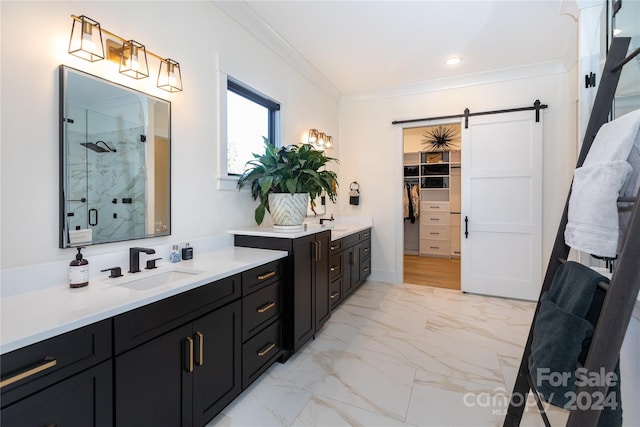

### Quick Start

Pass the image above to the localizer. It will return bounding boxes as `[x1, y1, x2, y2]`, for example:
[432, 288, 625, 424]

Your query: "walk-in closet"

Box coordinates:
[403, 123, 461, 289]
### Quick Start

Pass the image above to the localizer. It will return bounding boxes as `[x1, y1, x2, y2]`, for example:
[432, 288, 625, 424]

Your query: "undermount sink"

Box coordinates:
[116, 267, 205, 291]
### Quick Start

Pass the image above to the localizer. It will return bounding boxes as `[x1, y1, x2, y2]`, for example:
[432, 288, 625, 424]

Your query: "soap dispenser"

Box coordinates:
[69, 247, 89, 288]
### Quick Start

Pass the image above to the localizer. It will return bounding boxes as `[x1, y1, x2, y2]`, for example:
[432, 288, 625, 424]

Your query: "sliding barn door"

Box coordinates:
[460, 111, 543, 300]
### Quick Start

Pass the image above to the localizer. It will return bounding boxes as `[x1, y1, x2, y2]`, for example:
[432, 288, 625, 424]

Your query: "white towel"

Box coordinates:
[565, 109, 640, 258]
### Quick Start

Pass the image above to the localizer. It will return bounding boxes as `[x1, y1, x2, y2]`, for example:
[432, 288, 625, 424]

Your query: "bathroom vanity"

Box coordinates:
[1, 221, 372, 426]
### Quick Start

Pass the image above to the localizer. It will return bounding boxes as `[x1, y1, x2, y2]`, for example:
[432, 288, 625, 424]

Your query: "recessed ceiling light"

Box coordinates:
[446, 57, 461, 66]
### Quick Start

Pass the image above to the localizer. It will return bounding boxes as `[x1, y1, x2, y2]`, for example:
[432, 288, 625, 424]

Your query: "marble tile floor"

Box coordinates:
[207, 281, 570, 427]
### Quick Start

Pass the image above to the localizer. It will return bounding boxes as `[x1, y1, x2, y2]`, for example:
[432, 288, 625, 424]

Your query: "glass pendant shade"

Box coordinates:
[325, 135, 333, 149]
[317, 132, 326, 148]
[157, 58, 183, 92]
[68, 16, 104, 62]
[308, 129, 319, 144]
[119, 40, 149, 79]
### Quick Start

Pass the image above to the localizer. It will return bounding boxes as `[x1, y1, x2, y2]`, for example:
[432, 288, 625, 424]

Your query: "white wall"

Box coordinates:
[0, 1, 340, 269]
[339, 70, 577, 285]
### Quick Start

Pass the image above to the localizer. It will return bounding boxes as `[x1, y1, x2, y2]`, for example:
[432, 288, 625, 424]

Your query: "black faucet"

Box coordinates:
[320, 214, 335, 225]
[129, 247, 156, 273]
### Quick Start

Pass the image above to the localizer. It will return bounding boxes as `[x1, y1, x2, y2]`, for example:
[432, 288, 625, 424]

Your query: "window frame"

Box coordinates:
[226, 78, 280, 177]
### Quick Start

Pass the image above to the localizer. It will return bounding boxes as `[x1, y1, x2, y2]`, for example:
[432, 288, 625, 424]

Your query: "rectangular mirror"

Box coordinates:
[59, 65, 171, 248]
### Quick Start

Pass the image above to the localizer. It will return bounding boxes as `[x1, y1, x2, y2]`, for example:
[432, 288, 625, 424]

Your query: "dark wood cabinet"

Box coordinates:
[235, 230, 331, 356]
[329, 228, 372, 308]
[0, 319, 113, 427]
[115, 300, 241, 427]
[1, 360, 112, 427]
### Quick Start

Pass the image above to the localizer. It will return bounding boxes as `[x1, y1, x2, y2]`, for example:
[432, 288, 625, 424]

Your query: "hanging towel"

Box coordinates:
[565, 109, 640, 257]
[403, 184, 410, 219]
[528, 261, 621, 427]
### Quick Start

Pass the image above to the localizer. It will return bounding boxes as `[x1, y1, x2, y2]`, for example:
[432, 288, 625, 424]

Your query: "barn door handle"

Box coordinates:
[464, 216, 469, 238]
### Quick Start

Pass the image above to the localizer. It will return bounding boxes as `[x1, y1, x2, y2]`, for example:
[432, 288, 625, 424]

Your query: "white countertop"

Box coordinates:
[1, 245, 287, 355]
[228, 216, 373, 241]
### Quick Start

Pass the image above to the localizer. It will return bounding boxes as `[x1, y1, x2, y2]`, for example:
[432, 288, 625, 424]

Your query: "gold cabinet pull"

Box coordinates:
[184, 337, 194, 373]
[0, 357, 57, 389]
[330, 265, 340, 272]
[257, 301, 276, 313]
[330, 291, 339, 300]
[363, 247, 369, 253]
[330, 243, 341, 251]
[363, 267, 370, 272]
[257, 271, 276, 281]
[194, 332, 204, 367]
[257, 342, 276, 357]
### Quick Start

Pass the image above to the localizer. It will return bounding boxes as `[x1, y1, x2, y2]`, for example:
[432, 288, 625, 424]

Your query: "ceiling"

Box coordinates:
[217, 0, 578, 98]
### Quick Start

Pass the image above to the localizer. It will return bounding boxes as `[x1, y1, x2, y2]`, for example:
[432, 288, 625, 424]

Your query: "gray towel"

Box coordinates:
[529, 261, 621, 426]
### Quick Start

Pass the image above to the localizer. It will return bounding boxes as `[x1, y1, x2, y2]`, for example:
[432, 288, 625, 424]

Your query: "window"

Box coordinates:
[226, 79, 280, 176]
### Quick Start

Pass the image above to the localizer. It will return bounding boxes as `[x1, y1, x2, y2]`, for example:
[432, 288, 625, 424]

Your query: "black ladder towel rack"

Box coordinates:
[504, 36, 640, 427]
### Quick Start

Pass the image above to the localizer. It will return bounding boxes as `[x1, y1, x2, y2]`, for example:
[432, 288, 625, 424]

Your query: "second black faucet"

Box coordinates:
[129, 247, 156, 273]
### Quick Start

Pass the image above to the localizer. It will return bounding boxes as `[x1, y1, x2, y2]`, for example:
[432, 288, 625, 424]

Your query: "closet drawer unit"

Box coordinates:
[420, 225, 450, 241]
[330, 253, 343, 281]
[420, 240, 451, 256]
[421, 212, 450, 227]
[242, 259, 283, 295]
[421, 201, 450, 213]
[242, 280, 282, 341]
[242, 320, 282, 388]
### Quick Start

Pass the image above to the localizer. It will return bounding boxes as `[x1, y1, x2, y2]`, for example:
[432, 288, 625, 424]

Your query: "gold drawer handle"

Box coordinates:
[363, 248, 369, 252]
[195, 332, 204, 367]
[257, 301, 276, 313]
[330, 244, 340, 250]
[363, 267, 370, 272]
[257, 342, 276, 357]
[330, 265, 340, 272]
[330, 291, 339, 299]
[184, 337, 194, 373]
[257, 271, 276, 281]
[0, 357, 57, 389]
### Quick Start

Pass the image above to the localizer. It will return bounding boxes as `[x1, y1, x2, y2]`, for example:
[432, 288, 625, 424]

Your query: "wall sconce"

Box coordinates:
[307, 129, 335, 150]
[68, 15, 183, 92]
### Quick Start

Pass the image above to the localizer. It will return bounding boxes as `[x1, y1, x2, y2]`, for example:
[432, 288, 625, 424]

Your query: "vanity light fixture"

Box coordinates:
[307, 129, 334, 150]
[68, 15, 104, 62]
[68, 15, 183, 92]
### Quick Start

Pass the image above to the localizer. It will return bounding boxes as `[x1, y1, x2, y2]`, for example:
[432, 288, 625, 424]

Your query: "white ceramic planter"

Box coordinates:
[268, 193, 309, 228]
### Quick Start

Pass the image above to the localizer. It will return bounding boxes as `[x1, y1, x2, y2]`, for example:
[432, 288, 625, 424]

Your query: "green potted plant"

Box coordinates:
[237, 138, 339, 227]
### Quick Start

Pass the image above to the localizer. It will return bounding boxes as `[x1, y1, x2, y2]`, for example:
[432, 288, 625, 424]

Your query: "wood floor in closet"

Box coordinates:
[403, 255, 460, 290]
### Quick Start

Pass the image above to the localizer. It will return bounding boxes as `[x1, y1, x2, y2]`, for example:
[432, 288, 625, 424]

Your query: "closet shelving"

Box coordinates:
[404, 150, 461, 257]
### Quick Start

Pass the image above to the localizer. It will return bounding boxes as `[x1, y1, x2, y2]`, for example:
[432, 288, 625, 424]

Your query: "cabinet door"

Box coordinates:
[192, 301, 242, 427]
[315, 231, 331, 331]
[342, 246, 356, 297]
[115, 323, 193, 427]
[2, 360, 112, 427]
[292, 234, 315, 352]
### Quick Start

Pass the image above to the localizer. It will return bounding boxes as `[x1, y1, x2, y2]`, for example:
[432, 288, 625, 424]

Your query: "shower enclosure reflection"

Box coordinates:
[60, 66, 171, 248]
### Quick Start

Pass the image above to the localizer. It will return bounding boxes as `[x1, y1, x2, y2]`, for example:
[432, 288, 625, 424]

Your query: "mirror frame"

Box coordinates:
[59, 65, 172, 248]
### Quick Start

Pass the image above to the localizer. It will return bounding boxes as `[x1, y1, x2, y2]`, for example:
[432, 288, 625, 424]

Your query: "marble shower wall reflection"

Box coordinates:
[66, 105, 146, 244]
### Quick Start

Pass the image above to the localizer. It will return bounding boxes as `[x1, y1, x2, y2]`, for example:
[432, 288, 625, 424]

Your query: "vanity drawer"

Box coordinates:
[1, 319, 112, 407]
[242, 319, 282, 389]
[114, 274, 241, 354]
[329, 239, 343, 254]
[242, 281, 281, 341]
[330, 253, 343, 281]
[342, 232, 361, 248]
[421, 212, 450, 226]
[359, 239, 371, 260]
[421, 201, 450, 212]
[360, 258, 371, 281]
[330, 278, 342, 309]
[242, 259, 283, 295]
[420, 225, 450, 241]
[360, 228, 372, 240]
